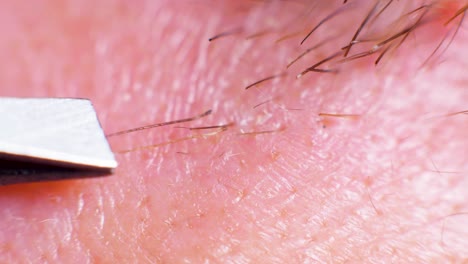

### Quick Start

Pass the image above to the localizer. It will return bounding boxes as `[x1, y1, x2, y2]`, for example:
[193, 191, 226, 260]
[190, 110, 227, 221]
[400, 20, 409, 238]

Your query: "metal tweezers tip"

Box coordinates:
[0, 97, 117, 185]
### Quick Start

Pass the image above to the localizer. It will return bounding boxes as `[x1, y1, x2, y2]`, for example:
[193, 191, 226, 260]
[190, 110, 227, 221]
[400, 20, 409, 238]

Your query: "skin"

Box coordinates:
[0, 0, 467, 263]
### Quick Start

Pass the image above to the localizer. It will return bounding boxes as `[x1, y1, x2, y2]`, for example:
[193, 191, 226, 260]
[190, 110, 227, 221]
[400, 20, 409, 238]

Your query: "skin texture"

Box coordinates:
[0, 0, 467, 263]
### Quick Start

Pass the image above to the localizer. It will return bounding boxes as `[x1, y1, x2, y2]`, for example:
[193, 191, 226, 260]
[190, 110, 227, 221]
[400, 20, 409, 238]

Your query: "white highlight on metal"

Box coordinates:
[0, 97, 117, 170]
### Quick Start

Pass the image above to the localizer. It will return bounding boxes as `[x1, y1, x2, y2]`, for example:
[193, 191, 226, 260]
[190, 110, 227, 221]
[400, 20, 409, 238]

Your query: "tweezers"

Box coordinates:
[0, 98, 117, 186]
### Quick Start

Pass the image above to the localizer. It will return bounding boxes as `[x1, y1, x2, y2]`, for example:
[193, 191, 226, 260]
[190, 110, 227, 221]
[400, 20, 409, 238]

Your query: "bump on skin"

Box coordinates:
[0, 0, 467, 262]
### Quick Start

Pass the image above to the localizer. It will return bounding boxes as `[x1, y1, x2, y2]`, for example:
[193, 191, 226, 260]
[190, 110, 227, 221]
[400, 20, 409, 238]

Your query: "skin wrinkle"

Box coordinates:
[0, 0, 466, 262]
[186, 2, 464, 260]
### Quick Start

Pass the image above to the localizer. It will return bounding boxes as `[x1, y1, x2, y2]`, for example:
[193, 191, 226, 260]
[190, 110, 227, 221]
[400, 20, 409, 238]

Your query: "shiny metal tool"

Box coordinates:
[0, 98, 117, 185]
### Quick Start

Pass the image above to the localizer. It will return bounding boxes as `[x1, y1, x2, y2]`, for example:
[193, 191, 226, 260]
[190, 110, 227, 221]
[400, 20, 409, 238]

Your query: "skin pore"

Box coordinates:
[0, 0, 467, 262]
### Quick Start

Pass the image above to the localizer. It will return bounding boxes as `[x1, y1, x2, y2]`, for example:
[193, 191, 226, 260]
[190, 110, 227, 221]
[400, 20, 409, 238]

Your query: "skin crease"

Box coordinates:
[0, 0, 467, 262]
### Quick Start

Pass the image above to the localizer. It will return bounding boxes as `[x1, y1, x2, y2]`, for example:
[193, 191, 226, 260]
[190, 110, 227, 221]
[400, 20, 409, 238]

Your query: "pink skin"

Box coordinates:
[0, 0, 467, 262]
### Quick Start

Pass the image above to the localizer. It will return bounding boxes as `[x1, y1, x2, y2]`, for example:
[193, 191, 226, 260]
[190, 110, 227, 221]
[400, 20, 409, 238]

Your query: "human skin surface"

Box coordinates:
[0, 0, 467, 263]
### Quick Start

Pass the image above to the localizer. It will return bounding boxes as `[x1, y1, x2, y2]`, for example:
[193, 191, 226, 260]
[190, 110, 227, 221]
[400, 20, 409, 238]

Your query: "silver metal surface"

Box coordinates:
[0, 98, 117, 185]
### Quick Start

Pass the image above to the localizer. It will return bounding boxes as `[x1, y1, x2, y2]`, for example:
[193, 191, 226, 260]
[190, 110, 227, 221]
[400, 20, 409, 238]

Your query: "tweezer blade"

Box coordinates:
[0, 98, 117, 185]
